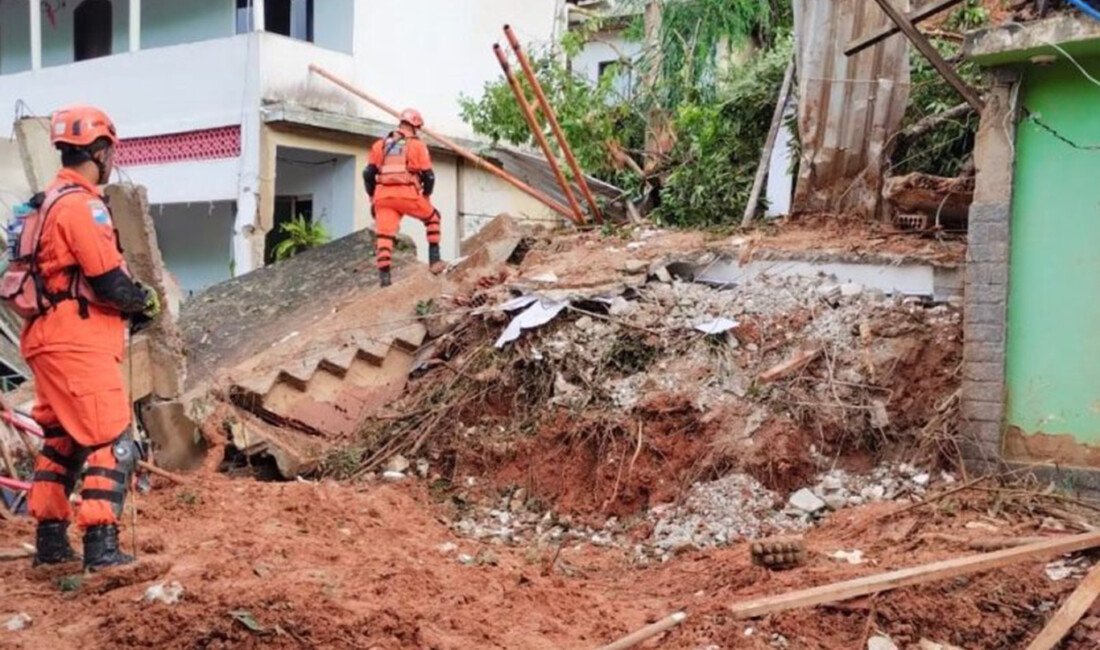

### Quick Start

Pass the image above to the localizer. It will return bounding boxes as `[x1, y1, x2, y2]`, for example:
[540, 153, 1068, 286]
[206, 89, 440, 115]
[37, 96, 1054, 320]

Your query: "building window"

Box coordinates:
[236, 0, 314, 41]
[236, 0, 254, 33]
[74, 0, 113, 62]
[268, 0, 314, 42]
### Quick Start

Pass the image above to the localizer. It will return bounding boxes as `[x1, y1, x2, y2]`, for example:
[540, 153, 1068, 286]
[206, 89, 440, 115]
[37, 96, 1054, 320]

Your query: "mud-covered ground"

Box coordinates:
[1, 469, 1095, 650]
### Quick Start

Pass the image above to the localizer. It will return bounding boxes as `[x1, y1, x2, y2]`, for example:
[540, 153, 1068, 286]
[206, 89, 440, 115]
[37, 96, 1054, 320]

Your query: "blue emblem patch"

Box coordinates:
[89, 201, 111, 226]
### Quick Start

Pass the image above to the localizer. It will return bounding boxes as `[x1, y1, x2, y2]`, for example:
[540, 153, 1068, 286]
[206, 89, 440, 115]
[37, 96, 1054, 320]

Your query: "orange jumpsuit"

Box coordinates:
[24, 168, 132, 529]
[368, 129, 442, 270]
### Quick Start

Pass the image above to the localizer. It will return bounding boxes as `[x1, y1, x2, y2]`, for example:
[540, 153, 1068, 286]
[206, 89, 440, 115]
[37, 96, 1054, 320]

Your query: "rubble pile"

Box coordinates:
[644, 472, 805, 560]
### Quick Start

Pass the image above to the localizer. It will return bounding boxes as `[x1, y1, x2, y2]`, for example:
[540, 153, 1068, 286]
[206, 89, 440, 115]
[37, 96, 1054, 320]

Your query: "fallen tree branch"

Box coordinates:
[898, 103, 975, 142]
[730, 532, 1100, 619]
[875, 475, 992, 521]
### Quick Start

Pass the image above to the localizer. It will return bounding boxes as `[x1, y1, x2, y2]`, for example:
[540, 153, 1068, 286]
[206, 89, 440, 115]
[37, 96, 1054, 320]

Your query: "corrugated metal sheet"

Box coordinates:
[792, 0, 911, 218]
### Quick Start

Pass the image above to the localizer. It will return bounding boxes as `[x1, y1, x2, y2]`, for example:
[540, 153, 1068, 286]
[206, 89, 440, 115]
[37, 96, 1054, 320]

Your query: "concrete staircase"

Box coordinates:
[230, 321, 428, 438]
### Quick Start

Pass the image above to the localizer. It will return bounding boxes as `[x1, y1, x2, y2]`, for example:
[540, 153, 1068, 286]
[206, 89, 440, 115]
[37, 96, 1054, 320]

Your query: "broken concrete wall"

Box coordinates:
[792, 0, 911, 219]
[104, 184, 188, 399]
[14, 118, 60, 195]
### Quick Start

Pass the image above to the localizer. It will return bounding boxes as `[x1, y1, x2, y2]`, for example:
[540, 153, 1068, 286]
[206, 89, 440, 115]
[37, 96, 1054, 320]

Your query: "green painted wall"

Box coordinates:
[1006, 55, 1100, 442]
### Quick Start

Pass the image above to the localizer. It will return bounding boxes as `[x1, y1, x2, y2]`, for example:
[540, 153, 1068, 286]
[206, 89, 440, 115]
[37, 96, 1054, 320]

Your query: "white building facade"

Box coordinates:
[0, 0, 569, 295]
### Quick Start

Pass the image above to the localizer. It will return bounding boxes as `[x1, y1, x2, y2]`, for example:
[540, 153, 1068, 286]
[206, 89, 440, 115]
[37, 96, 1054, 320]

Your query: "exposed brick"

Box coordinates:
[963, 342, 1004, 363]
[961, 399, 1004, 422]
[964, 361, 1006, 382]
[963, 378, 1005, 403]
[965, 303, 1005, 325]
[967, 324, 1005, 344]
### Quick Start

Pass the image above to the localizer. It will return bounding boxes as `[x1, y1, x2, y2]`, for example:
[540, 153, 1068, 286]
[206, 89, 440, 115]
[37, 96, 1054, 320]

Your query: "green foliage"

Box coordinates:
[459, 0, 796, 227]
[892, 5, 989, 177]
[459, 50, 643, 187]
[272, 215, 329, 262]
[625, 0, 790, 107]
[655, 39, 793, 227]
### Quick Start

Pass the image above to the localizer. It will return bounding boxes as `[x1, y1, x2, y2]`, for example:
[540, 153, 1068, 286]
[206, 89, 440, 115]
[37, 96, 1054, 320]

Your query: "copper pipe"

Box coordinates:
[504, 25, 604, 223]
[493, 44, 585, 225]
[308, 65, 578, 223]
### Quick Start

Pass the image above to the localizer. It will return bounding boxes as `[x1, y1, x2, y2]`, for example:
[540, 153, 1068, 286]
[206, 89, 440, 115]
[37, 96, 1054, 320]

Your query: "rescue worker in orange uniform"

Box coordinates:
[362, 109, 446, 287]
[24, 106, 160, 571]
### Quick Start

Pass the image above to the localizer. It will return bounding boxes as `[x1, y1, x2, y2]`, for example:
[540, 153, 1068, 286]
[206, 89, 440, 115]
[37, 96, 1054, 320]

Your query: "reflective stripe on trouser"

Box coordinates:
[28, 426, 83, 522]
[372, 195, 442, 270]
[78, 444, 127, 528]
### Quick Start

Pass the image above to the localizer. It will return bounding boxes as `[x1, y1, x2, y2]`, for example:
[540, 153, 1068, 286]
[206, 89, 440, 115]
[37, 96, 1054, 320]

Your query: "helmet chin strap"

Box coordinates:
[92, 149, 112, 185]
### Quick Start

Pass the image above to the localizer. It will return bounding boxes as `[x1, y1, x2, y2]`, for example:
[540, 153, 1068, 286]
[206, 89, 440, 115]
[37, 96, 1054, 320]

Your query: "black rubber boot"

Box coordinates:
[33, 520, 81, 567]
[379, 268, 392, 288]
[83, 524, 133, 572]
[429, 243, 442, 267]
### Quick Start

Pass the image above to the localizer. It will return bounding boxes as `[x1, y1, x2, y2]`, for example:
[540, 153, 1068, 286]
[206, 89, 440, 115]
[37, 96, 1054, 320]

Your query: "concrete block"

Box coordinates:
[966, 324, 1005, 344]
[967, 202, 1010, 226]
[961, 399, 1004, 423]
[963, 341, 1005, 363]
[960, 438, 1002, 463]
[965, 303, 1005, 325]
[965, 283, 1008, 305]
[966, 262, 1008, 287]
[962, 378, 1005, 403]
[968, 220, 1009, 246]
[967, 241, 1009, 263]
[963, 361, 1006, 383]
[964, 420, 1005, 445]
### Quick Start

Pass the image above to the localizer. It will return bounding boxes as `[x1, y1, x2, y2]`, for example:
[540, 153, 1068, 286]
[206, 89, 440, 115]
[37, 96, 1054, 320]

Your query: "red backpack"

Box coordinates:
[0, 184, 109, 321]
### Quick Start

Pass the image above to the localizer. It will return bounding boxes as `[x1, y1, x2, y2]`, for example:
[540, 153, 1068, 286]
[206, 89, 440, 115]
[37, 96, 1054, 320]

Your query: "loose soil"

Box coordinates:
[0, 472, 1084, 649]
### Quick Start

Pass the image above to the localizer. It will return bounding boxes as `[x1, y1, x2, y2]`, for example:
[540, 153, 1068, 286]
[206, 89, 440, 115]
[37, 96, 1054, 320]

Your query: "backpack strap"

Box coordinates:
[28, 183, 87, 316]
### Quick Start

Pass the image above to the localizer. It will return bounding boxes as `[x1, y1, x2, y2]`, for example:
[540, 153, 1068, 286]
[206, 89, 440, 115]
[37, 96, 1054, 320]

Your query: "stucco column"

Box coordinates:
[252, 0, 265, 32]
[129, 0, 141, 52]
[29, 0, 42, 71]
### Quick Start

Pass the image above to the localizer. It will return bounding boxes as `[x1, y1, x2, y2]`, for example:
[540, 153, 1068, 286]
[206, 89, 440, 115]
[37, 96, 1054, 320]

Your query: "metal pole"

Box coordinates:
[493, 44, 585, 226]
[29, 0, 42, 71]
[503, 25, 604, 223]
[308, 65, 578, 223]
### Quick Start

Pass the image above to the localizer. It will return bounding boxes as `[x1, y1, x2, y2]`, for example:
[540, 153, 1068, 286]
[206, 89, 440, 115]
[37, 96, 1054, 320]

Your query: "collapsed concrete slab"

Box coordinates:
[183, 215, 527, 477]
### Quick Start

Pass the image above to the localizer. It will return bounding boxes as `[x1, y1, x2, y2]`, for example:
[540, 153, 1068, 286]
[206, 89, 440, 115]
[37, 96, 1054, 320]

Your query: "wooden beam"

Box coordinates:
[595, 612, 687, 650]
[870, 0, 985, 112]
[1025, 561, 1100, 650]
[845, 0, 966, 57]
[730, 532, 1100, 619]
[742, 57, 795, 227]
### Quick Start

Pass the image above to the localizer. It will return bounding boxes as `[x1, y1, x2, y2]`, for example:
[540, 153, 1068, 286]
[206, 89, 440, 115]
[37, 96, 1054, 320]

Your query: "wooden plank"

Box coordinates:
[759, 348, 822, 383]
[742, 58, 796, 227]
[595, 612, 687, 650]
[869, 0, 985, 111]
[1025, 561, 1100, 650]
[845, 0, 966, 56]
[730, 531, 1100, 619]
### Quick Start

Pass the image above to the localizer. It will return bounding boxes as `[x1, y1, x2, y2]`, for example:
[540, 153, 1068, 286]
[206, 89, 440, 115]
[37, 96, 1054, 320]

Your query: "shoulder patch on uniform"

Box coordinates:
[88, 200, 112, 226]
